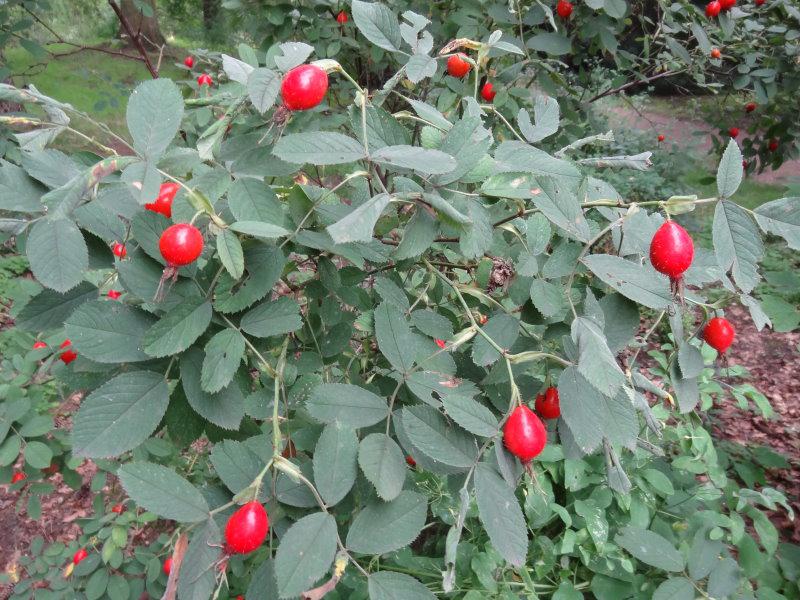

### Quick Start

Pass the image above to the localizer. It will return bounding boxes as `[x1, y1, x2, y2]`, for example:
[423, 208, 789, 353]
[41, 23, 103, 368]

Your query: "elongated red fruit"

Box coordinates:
[163, 556, 172, 575]
[33, 341, 47, 350]
[503, 405, 547, 462]
[535, 387, 561, 419]
[146, 182, 180, 218]
[336, 10, 348, 23]
[649, 221, 694, 280]
[73, 548, 88, 565]
[184, 56, 194, 68]
[159, 224, 204, 267]
[281, 64, 329, 111]
[706, 0, 721, 17]
[704, 317, 735, 353]
[446, 53, 470, 78]
[225, 501, 269, 554]
[11, 472, 26, 483]
[481, 82, 496, 102]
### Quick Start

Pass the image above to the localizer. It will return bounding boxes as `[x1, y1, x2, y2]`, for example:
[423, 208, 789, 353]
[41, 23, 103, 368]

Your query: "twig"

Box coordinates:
[107, 0, 158, 78]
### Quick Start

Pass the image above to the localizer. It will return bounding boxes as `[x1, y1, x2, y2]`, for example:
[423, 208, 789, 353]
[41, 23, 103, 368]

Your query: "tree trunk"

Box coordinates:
[202, 0, 220, 31]
[118, 0, 164, 47]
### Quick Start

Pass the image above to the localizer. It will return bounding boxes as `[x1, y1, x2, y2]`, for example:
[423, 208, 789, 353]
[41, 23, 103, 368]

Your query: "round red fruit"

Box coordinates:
[535, 387, 561, 420]
[112, 242, 127, 259]
[658, 134, 665, 142]
[336, 10, 348, 23]
[111, 503, 125, 514]
[729, 127, 739, 138]
[184, 56, 194, 68]
[60, 339, 77, 365]
[480, 82, 497, 102]
[163, 556, 173, 575]
[704, 317, 735, 353]
[73, 548, 88, 565]
[33, 341, 47, 350]
[768, 139, 779, 152]
[556, 0, 573, 19]
[225, 501, 269, 554]
[107, 289, 121, 300]
[710, 48, 721, 59]
[706, 0, 721, 17]
[197, 73, 213, 87]
[477, 313, 488, 325]
[281, 64, 329, 111]
[720, 0, 735, 9]
[405, 455, 416, 467]
[742, 159, 748, 168]
[159, 223, 204, 267]
[503, 405, 547, 462]
[11, 472, 26, 483]
[649, 221, 694, 280]
[145, 182, 180, 218]
[435, 339, 446, 349]
[446, 53, 471, 78]
[745, 102, 757, 113]
[755, 0, 764, 5]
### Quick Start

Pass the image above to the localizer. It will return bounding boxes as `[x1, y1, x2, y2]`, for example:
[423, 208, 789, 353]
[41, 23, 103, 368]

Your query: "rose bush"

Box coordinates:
[1, 1, 799, 599]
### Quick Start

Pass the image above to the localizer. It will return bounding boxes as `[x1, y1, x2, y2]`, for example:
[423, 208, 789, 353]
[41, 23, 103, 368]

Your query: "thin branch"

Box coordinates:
[107, 0, 158, 78]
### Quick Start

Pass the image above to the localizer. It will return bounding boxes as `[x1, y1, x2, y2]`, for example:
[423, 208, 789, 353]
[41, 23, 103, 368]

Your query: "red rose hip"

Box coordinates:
[745, 102, 756, 113]
[197, 73, 213, 87]
[706, 0, 721, 16]
[729, 127, 739, 138]
[704, 317, 735, 353]
[710, 48, 721, 59]
[556, 0, 573, 19]
[146, 182, 180, 218]
[60, 339, 77, 365]
[184, 56, 194, 68]
[11, 472, 26, 483]
[33, 341, 47, 350]
[481, 82, 496, 102]
[649, 221, 694, 281]
[446, 53, 471, 78]
[281, 64, 329, 111]
[336, 10, 348, 23]
[159, 224, 204, 267]
[535, 387, 561, 420]
[163, 556, 173, 575]
[658, 134, 665, 142]
[225, 501, 269, 554]
[503, 405, 547, 462]
[720, 0, 735, 9]
[768, 139, 779, 152]
[435, 339, 446, 349]
[112, 242, 127, 259]
[73, 548, 88, 565]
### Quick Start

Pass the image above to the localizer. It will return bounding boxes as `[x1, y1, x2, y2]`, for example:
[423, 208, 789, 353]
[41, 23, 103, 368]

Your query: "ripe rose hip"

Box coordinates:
[107, 289, 121, 300]
[704, 317, 735, 353]
[225, 501, 269, 554]
[159, 224, 204, 267]
[720, 0, 735, 9]
[729, 127, 740, 138]
[446, 53, 471, 78]
[477, 313, 488, 325]
[706, 0, 721, 17]
[33, 341, 47, 350]
[535, 386, 561, 420]
[405, 455, 416, 467]
[11, 472, 26, 483]
[481, 82, 496, 102]
[768, 139, 779, 152]
[281, 64, 329, 111]
[435, 339, 446, 349]
[197, 73, 213, 87]
[710, 48, 721, 59]
[112, 242, 127, 259]
[649, 221, 694, 281]
[184, 56, 194, 68]
[745, 102, 757, 113]
[556, 0, 573, 19]
[503, 405, 547, 462]
[658, 134, 665, 142]
[73, 548, 88, 565]
[111, 503, 124, 514]
[336, 10, 348, 23]
[163, 556, 173, 575]
[755, 0, 764, 5]
[59, 339, 77, 365]
[145, 182, 180, 218]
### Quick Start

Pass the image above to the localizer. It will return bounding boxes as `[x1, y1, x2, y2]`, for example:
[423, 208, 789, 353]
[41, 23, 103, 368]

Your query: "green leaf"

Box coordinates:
[409, 309, 453, 339]
[240, 297, 302, 338]
[707, 558, 740, 599]
[558, 366, 637, 455]
[24, 440, 52, 469]
[273, 132, 366, 165]
[527, 32, 572, 55]
[374, 302, 417, 373]
[371, 145, 456, 175]
[214, 244, 286, 314]
[572, 317, 625, 396]
[713, 199, 763, 293]
[583, 254, 672, 309]
[327, 193, 392, 244]
[474, 462, 528, 566]
[143, 297, 213, 358]
[229, 220, 290, 239]
[247, 559, 279, 599]
[652, 578, 694, 600]
[201, 329, 245, 393]
[72, 372, 169, 458]
[753, 196, 800, 250]
[358, 433, 406, 501]
[180, 348, 245, 430]
[228, 179, 287, 225]
[177, 519, 219, 600]
[313, 423, 359, 506]
[275, 513, 338, 598]
[26, 217, 87, 293]
[0, 160, 44, 213]
[518, 96, 560, 144]
[65, 300, 156, 363]
[118, 461, 209, 522]
[401, 405, 478, 468]
[677, 343, 704, 379]
[441, 395, 498, 437]
[353, 105, 411, 150]
[307, 383, 387, 428]
[615, 525, 685, 572]
[530, 279, 566, 318]
[352, 0, 403, 52]
[210, 440, 266, 498]
[669, 360, 699, 414]
[16, 282, 96, 332]
[216, 229, 244, 280]
[222, 53, 254, 84]
[472, 314, 519, 367]
[533, 177, 590, 242]
[368, 571, 435, 600]
[495, 141, 580, 181]
[374, 277, 410, 312]
[716, 139, 743, 199]
[346, 491, 427, 554]
[404, 53, 437, 84]
[247, 68, 281, 113]
[126, 79, 183, 161]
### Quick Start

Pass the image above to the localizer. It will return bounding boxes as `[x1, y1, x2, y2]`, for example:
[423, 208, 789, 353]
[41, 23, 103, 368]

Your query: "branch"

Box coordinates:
[586, 69, 684, 104]
[107, 0, 158, 78]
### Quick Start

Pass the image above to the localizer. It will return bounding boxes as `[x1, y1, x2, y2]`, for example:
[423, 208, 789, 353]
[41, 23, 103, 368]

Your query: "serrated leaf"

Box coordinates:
[677, 343, 704, 379]
[495, 141, 580, 181]
[222, 53, 254, 84]
[518, 95, 559, 143]
[327, 193, 392, 244]
[717, 139, 743, 199]
[177, 520, 219, 600]
[27, 217, 87, 293]
[653, 578, 694, 600]
[273, 132, 366, 165]
[275, 513, 338, 598]
[405, 53, 437, 83]
[16, 282, 97, 331]
[240, 297, 302, 338]
[583, 254, 672, 309]
[313, 423, 358, 506]
[126, 79, 183, 161]
[401, 405, 478, 468]
[572, 317, 625, 396]
[358, 433, 406, 501]
[753, 197, 800, 250]
[374, 302, 417, 373]
[474, 462, 528, 566]
[713, 199, 762, 293]
[533, 177, 590, 242]
[307, 383, 387, 428]
[247, 68, 281, 113]
[371, 145, 456, 175]
[65, 300, 156, 363]
[615, 525, 685, 572]
[143, 298, 212, 358]
[530, 279, 566, 318]
[216, 229, 244, 280]
[441, 396, 498, 437]
[472, 314, 519, 366]
[72, 372, 169, 458]
[201, 329, 245, 393]
[368, 571, 435, 600]
[180, 348, 245, 430]
[118, 461, 209, 522]
[210, 440, 266, 498]
[24, 441, 52, 469]
[346, 491, 427, 554]
[229, 220, 290, 239]
[214, 244, 286, 314]
[352, 0, 403, 52]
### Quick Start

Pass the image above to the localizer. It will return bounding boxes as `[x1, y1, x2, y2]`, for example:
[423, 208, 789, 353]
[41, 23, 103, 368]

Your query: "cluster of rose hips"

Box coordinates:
[503, 387, 559, 463]
[445, 54, 497, 103]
